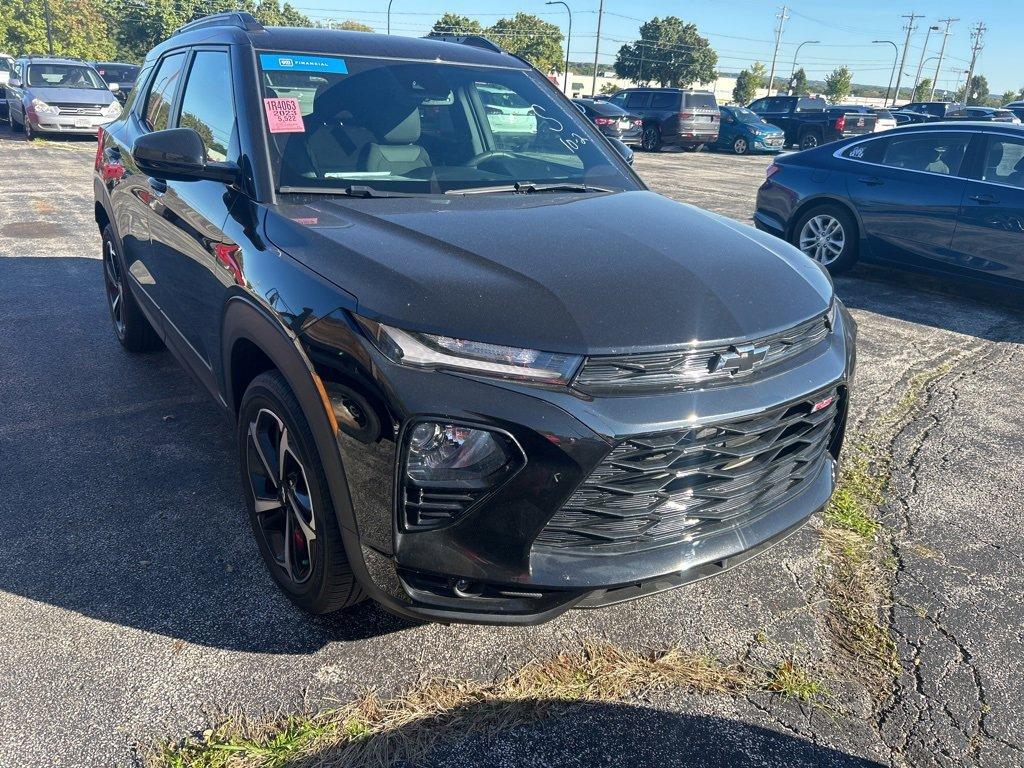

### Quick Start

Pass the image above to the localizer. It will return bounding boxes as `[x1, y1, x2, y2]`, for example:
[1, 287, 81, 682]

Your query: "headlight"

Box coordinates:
[360, 319, 583, 385]
[406, 422, 509, 483]
[102, 101, 121, 118]
[30, 98, 59, 115]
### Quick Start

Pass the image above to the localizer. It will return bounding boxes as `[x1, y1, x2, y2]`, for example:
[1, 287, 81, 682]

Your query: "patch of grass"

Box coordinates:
[150, 641, 830, 768]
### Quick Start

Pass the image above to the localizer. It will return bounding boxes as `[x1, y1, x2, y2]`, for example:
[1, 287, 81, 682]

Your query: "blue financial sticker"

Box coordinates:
[259, 53, 348, 74]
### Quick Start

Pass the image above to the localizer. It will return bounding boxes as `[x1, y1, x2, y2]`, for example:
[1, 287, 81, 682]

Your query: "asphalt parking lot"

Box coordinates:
[2, 132, 1023, 768]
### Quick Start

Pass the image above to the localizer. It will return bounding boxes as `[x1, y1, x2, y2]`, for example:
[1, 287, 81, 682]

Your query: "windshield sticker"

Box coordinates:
[264, 98, 306, 133]
[259, 54, 348, 74]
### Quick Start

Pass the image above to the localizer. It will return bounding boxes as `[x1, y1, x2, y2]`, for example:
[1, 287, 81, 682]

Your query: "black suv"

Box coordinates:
[605, 88, 719, 151]
[94, 13, 855, 625]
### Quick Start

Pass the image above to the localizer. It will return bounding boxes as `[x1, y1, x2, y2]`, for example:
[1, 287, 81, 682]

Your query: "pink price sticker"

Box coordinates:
[263, 98, 305, 133]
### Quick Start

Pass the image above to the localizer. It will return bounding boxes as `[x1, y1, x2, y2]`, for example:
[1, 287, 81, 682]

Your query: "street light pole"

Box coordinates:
[591, 0, 604, 97]
[910, 25, 940, 102]
[872, 40, 899, 107]
[386, 0, 395, 35]
[788, 40, 819, 94]
[930, 18, 957, 101]
[546, 1, 572, 94]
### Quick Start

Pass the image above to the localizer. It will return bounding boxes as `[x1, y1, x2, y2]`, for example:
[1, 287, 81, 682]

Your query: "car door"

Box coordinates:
[624, 91, 652, 124]
[844, 130, 971, 271]
[8, 60, 26, 123]
[146, 46, 240, 395]
[950, 133, 1024, 283]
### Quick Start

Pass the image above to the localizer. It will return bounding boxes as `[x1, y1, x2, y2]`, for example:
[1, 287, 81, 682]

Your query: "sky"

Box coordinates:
[290, 0, 1020, 96]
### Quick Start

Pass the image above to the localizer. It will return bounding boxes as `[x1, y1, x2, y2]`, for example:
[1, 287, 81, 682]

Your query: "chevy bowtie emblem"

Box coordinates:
[709, 343, 770, 375]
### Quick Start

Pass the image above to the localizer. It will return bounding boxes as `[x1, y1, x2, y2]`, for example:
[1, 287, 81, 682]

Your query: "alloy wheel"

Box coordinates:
[247, 408, 317, 585]
[733, 137, 748, 155]
[642, 127, 659, 151]
[798, 214, 845, 266]
[102, 239, 126, 337]
[800, 134, 819, 150]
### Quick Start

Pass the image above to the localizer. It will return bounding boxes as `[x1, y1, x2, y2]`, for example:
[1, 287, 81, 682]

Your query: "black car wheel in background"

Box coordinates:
[792, 204, 859, 273]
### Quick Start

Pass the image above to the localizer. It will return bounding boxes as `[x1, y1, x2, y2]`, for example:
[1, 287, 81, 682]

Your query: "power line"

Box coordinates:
[962, 21, 987, 103]
[766, 5, 789, 96]
[893, 12, 921, 105]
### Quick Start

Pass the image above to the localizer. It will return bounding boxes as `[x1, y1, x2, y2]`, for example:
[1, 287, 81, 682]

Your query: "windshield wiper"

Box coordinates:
[278, 184, 422, 198]
[446, 182, 615, 195]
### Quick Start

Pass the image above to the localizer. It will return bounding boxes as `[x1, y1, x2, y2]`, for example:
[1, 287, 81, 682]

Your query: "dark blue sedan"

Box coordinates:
[755, 123, 1024, 283]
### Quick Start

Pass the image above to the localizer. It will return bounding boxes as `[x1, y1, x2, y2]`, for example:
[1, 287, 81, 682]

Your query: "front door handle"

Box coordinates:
[856, 176, 884, 186]
[968, 193, 999, 205]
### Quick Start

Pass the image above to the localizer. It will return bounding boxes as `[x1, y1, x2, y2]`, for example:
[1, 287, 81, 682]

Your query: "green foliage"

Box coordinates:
[1005, 87, 1024, 103]
[913, 77, 932, 100]
[486, 13, 564, 73]
[333, 20, 373, 32]
[956, 74, 990, 106]
[428, 13, 483, 37]
[732, 62, 765, 106]
[824, 66, 852, 102]
[790, 67, 808, 96]
[599, 81, 620, 96]
[0, 0, 116, 60]
[613, 16, 718, 88]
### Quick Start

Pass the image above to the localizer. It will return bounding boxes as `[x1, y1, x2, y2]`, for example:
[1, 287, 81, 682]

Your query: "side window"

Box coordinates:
[608, 92, 626, 107]
[879, 133, 970, 176]
[144, 52, 186, 132]
[748, 98, 766, 113]
[764, 98, 788, 113]
[125, 65, 153, 115]
[649, 92, 677, 110]
[625, 92, 651, 110]
[842, 138, 886, 163]
[176, 50, 237, 163]
[980, 136, 1024, 189]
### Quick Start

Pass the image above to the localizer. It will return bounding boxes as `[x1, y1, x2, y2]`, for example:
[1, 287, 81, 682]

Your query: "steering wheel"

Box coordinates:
[466, 150, 518, 169]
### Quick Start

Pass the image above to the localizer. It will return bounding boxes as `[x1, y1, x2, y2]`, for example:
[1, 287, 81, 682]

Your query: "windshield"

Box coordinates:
[95, 64, 139, 83]
[731, 107, 763, 124]
[257, 53, 637, 195]
[0, 58, 12, 74]
[27, 63, 105, 89]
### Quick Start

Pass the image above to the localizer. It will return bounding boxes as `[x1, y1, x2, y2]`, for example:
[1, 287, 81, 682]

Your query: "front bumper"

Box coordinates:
[28, 113, 114, 134]
[302, 303, 856, 624]
[752, 135, 785, 152]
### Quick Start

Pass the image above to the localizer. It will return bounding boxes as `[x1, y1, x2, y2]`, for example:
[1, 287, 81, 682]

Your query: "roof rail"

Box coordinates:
[425, 33, 504, 54]
[173, 11, 265, 37]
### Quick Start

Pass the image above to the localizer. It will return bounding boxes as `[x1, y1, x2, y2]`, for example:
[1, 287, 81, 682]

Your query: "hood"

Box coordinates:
[265, 190, 832, 355]
[28, 86, 114, 106]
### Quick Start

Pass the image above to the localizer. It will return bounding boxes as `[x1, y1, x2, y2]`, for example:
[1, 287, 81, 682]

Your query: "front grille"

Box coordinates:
[533, 388, 841, 552]
[402, 484, 487, 530]
[50, 103, 105, 116]
[574, 312, 831, 395]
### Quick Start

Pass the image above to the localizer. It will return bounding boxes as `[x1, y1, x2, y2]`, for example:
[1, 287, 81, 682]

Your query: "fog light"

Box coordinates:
[406, 423, 508, 483]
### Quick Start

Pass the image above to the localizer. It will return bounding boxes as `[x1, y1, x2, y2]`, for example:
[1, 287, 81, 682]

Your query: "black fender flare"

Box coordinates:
[220, 296, 419, 620]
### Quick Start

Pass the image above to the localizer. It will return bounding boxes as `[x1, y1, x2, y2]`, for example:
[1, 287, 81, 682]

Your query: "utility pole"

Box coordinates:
[910, 24, 940, 102]
[766, 5, 789, 97]
[873, 40, 900, 106]
[43, 0, 54, 55]
[545, 2, 572, 94]
[386, 0, 395, 35]
[591, 0, 604, 97]
[893, 12, 921, 106]
[961, 22, 986, 105]
[930, 18, 957, 100]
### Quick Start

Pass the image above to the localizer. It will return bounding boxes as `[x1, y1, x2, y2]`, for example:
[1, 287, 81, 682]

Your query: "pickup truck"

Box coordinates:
[746, 96, 877, 150]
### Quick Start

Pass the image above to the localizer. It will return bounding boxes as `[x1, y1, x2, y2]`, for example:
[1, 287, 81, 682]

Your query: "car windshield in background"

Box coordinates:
[685, 93, 717, 109]
[28, 64, 105, 89]
[732, 107, 763, 123]
[258, 53, 637, 195]
[95, 64, 140, 83]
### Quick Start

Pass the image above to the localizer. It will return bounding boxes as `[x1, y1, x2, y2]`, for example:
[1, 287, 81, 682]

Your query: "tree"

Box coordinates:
[1005, 87, 1024, 103]
[613, 16, 717, 88]
[790, 67, 808, 96]
[732, 61, 766, 105]
[913, 77, 932, 100]
[957, 75, 990, 105]
[428, 13, 483, 37]
[824, 66, 852, 102]
[486, 14, 563, 73]
[1, 0, 116, 60]
[334, 20, 373, 32]
[599, 81, 620, 96]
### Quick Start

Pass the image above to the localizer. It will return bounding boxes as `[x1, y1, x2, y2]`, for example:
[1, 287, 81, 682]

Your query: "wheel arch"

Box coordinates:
[785, 194, 863, 244]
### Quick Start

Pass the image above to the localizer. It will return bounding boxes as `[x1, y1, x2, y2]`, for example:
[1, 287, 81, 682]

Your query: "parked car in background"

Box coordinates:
[713, 105, 784, 154]
[897, 102, 959, 120]
[94, 13, 854, 625]
[951, 106, 1021, 124]
[478, 83, 537, 150]
[872, 108, 897, 132]
[6, 56, 121, 138]
[605, 87, 720, 152]
[755, 123, 1024, 285]
[892, 109, 934, 126]
[573, 98, 642, 146]
[0, 54, 14, 123]
[91, 61, 141, 103]
[1005, 103, 1024, 122]
[747, 96, 876, 150]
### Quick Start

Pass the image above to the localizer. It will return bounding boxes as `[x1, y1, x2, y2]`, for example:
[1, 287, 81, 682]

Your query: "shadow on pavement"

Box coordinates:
[285, 700, 886, 767]
[0, 256, 415, 653]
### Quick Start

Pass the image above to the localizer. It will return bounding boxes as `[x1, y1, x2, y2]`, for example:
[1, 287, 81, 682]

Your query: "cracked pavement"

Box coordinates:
[1, 134, 1023, 767]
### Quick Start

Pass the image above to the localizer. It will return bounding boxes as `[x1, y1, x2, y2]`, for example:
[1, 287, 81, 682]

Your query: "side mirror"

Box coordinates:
[108, 82, 120, 92]
[132, 127, 239, 184]
[608, 137, 634, 166]
[9, 77, 22, 88]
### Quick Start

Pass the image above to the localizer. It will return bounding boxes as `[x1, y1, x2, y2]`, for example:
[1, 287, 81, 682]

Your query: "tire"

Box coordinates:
[683, 143, 705, 153]
[22, 114, 32, 140]
[732, 137, 749, 155]
[239, 370, 365, 615]
[790, 203, 859, 274]
[641, 125, 662, 152]
[101, 224, 163, 352]
[799, 131, 821, 151]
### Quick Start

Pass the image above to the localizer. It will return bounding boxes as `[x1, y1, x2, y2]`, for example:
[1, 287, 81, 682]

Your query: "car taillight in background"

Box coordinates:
[94, 127, 125, 182]
[594, 116, 615, 125]
[834, 114, 846, 132]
